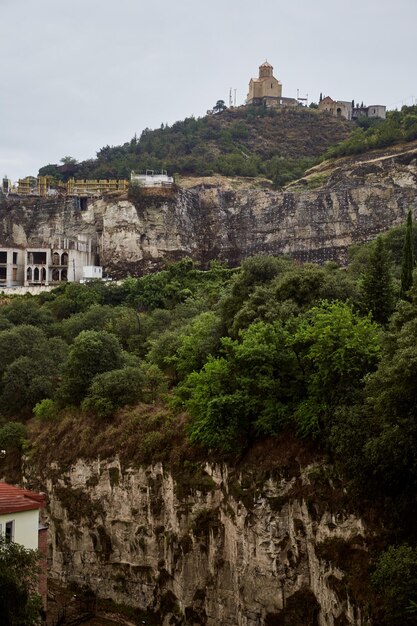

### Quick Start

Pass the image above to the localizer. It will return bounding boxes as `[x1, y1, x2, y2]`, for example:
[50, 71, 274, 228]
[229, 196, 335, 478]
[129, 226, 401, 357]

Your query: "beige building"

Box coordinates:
[318, 96, 352, 120]
[24, 236, 95, 286]
[352, 104, 386, 120]
[247, 61, 283, 107]
[0, 236, 97, 289]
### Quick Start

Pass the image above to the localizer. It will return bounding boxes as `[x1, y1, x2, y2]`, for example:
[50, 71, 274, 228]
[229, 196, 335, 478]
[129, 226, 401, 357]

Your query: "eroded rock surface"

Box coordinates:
[35, 458, 369, 626]
[1, 147, 416, 276]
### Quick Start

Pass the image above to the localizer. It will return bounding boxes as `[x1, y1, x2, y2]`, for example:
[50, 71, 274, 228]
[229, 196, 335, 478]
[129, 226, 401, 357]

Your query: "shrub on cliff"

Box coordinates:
[82, 366, 145, 419]
[58, 330, 124, 405]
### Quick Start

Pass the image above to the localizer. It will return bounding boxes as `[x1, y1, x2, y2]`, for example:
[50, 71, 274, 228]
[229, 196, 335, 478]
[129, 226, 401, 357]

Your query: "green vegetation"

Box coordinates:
[38, 107, 351, 186]
[2, 216, 417, 624]
[325, 105, 417, 159]
[0, 537, 42, 625]
[401, 208, 415, 297]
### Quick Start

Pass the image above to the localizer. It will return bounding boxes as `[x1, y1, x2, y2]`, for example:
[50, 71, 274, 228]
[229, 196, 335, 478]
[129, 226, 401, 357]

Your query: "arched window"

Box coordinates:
[27, 267, 32, 281]
[61, 269, 68, 281]
[52, 252, 60, 266]
[34, 267, 39, 282]
[41, 267, 46, 282]
[61, 252, 68, 266]
[52, 269, 60, 281]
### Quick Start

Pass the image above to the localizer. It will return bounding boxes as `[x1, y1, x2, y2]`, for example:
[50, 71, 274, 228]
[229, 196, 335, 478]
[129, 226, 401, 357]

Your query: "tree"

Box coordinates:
[362, 236, 395, 324]
[371, 544, 417, 625]
[82, 367, 144, 418]
[177, 321, 300, 450]
[60, 156, 78, 165]
[0, 537, 42, 625]
[213, 100, 227, 114]
[401, 209, 414, 298]
[0, 422, 27, 452]
[0, 357, 54, 418]
[58, 330, 124, 405]
[293, 301, 381, 436]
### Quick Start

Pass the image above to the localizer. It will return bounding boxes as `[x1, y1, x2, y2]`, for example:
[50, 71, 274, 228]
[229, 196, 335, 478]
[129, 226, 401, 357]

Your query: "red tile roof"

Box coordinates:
[0, 483, 45, 515]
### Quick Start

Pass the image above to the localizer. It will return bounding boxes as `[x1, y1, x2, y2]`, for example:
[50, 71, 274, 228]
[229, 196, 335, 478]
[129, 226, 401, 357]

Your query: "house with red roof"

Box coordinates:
[0, 482, 48, 607]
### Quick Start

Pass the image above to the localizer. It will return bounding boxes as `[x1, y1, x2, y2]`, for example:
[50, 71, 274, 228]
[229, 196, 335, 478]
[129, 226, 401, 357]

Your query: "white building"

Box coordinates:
[0, 482, 45, 549]
[1, 236, 97, 288]
[130, 169, 174, 187]
[80, 265, 103, 282]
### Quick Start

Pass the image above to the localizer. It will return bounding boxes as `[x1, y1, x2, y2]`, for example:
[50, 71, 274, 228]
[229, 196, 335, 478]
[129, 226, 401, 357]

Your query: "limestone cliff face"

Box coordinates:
[1, 147, 416, 275]
[36, 458, 368, 626]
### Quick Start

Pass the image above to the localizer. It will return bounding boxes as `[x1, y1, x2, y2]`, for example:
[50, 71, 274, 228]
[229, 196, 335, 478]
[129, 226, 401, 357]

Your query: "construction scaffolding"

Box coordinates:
[67, 178, 128, 196]
[17, 176, 48, 196]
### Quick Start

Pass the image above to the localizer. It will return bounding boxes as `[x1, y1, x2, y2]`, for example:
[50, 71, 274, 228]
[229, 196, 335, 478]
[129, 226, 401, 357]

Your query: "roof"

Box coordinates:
[260, 60, 273, 68]
[0, 483, 45, 515]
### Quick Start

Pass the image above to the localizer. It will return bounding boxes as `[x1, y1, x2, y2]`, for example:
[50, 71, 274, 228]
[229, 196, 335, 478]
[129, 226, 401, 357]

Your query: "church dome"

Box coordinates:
[259, 60, 274, 78]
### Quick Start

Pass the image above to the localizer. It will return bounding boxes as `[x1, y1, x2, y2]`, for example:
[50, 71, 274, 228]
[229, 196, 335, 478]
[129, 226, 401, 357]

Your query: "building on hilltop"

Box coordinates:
[319, 96, 386, 121]
[352, 103, 386, 120]
[247, 61, 283, 107]
[318, 96, 353, 120]
[130, 169, 174, 187]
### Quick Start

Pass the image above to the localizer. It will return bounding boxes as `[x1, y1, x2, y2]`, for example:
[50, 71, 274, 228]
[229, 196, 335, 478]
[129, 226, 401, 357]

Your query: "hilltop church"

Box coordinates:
[246, 61, 297, 108]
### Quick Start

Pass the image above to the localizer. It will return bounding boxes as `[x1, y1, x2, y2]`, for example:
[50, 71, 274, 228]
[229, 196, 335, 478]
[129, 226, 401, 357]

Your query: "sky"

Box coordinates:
[0, 0, 416, 181]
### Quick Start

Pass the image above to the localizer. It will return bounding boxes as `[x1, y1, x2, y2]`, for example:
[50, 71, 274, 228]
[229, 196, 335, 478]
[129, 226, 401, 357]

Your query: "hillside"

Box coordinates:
[3, 235, 417, 624]
[39, 106, 354, 184]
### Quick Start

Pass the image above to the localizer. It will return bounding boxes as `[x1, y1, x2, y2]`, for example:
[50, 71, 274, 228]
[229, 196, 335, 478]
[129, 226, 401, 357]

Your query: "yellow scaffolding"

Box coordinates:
[17, 176, 48, 196]
[37, 176, 48, 196]
[67, 178, 128, 196]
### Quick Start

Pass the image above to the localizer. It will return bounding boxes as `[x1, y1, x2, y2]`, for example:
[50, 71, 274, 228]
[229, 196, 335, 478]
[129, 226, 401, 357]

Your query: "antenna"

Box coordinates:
[234, 89, 237, 107]
[229, 88, 233, 107]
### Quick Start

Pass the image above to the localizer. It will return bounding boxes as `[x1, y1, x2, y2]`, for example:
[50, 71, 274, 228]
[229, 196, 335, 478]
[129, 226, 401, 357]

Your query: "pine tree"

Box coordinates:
[400, 209, 414, 298]
[362, 236, 394, 324]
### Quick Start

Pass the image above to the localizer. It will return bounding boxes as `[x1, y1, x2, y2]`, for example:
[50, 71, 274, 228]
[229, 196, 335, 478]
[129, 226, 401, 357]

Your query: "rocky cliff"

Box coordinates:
[29, 452, 369, 626]
[1, 145, 417, 276]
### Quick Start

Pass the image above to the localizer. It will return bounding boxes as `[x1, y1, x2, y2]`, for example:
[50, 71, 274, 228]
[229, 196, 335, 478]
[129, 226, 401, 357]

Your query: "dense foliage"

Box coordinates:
[2, 218, 417, 623]
[0, 537, 42, 625]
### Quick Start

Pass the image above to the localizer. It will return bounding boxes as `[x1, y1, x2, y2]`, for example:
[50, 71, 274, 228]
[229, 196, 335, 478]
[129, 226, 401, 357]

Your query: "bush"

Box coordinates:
[82, 367, 145, 418]
[371, 544, 417, 625]
[0, 422, 26, 451]
[33, 399, 58, 422]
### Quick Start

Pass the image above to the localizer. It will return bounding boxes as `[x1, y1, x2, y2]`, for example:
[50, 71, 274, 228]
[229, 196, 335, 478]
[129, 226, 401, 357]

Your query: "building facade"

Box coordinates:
[0, 236, 98, 289]
[318, 96, 353, 120]
[352, 104, 387, 120]
[247, 61, 283, 107]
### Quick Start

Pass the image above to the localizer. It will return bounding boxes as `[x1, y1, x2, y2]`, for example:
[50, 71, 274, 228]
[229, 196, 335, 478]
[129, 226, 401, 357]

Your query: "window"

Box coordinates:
[0, 267, 6, 281]
[13, 252, 17, 264]
[5, 520, 14, 542]
[12, 268, 17, 281]
[0, 251, 7, 264]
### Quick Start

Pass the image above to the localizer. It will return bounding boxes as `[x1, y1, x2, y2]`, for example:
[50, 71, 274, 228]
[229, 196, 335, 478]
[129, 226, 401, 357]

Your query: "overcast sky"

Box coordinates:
[1, 0, 415, 180]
